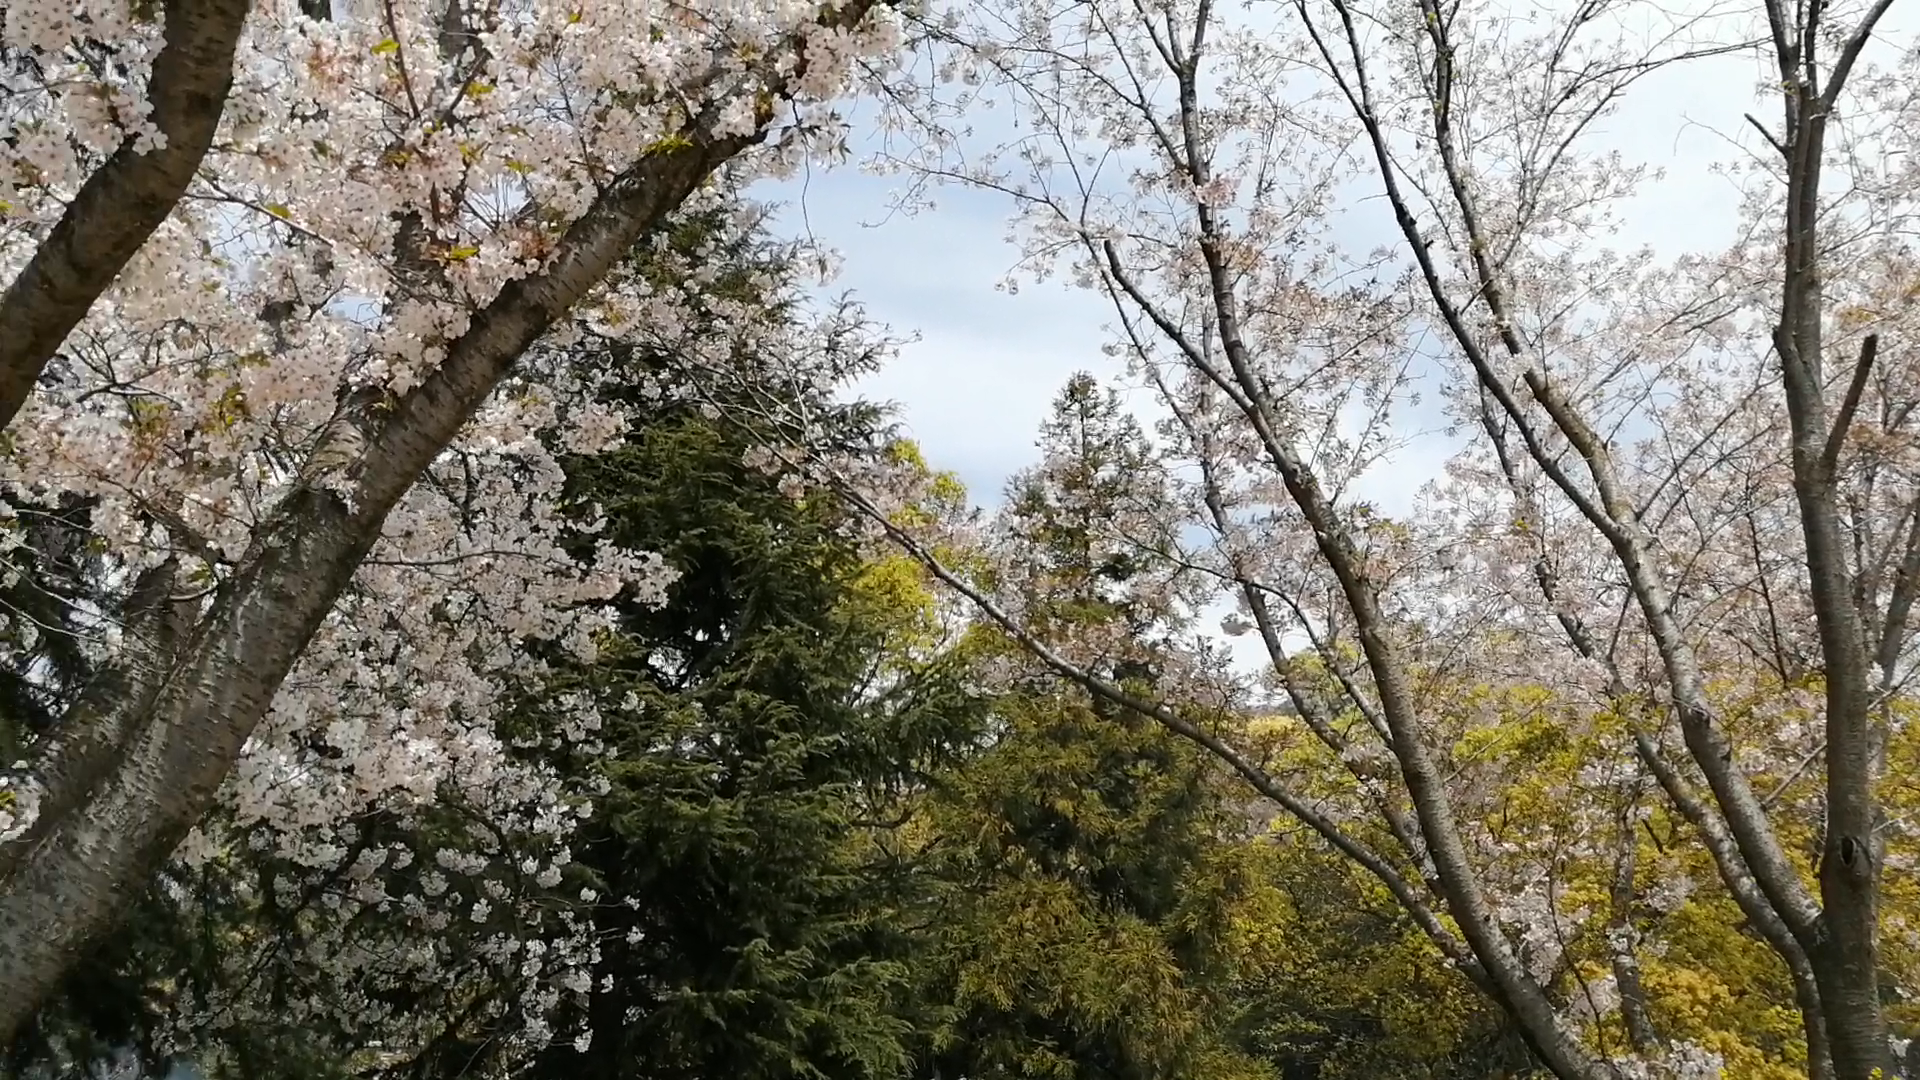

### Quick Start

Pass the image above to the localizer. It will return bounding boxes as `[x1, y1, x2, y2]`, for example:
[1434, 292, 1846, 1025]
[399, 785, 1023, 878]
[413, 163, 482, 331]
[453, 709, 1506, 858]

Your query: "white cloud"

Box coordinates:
[766, 162, 1120, 504]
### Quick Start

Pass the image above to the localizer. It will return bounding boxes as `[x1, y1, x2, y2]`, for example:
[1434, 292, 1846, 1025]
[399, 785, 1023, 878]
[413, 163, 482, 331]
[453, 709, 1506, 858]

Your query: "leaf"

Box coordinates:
[206, 385, 249, 434]
[644, 132, 694, 156]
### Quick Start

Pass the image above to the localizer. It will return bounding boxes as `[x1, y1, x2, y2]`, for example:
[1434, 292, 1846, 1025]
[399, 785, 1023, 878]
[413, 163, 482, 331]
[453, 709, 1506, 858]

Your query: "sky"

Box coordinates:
[769, 168, 1109, 505]
[756, 0, 1920, 518]
[750, 0, 1920, 674]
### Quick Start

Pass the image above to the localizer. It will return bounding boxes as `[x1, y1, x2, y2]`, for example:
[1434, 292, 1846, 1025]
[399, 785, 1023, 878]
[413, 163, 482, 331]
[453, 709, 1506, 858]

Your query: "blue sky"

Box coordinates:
[764, 163, 1118, 507]
[745, 0, 1920, 691]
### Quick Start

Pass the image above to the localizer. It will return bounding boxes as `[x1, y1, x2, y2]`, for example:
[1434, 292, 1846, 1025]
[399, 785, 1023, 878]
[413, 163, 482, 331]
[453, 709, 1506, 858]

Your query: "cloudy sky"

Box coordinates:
[767, 165, 1109, 505]
[755, 2, 1918, 520]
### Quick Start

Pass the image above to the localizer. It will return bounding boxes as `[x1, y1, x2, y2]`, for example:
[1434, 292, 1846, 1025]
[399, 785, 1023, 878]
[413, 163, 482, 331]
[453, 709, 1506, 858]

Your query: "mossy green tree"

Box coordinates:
[908, 374, 1269, 1080]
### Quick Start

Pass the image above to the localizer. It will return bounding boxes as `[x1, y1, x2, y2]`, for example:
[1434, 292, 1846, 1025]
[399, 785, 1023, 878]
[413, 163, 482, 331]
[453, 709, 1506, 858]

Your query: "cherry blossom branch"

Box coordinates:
[1632, 732, 1835, 1076]
[0, 0, 888, 1038]
[1480, 378, 1838, 1076]
[1486, 391, 1836, 1069]
[1142, 358, 1434, 873]
[0, 0, 254, 431]
[1605, 795, 1662, 1055]
[1302, 0, 1839, 1001]
[1878, 503, 1920, 680]
[1822, 333, 1879, 477]
[1062, 39, 1606, 1075]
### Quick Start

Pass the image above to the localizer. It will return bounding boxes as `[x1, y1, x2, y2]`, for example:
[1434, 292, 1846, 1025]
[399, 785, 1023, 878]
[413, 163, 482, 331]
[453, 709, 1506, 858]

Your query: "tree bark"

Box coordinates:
[1607, 804, 1661, 1057]
[1762, 0, 1900, 1070]
[0, 0, 254, 432]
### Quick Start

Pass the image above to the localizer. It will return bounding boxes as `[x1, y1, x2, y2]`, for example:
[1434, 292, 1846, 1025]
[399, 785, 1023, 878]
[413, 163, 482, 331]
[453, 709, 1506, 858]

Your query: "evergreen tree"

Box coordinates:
[495, 355, 981, 1080]
[910, 374, 1267, 1080]
[375, 209, 985, 1080]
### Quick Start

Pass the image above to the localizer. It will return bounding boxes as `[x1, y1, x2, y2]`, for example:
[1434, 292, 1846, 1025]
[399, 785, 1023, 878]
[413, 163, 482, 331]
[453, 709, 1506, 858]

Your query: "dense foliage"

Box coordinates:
[0, 267, 1540, 1080]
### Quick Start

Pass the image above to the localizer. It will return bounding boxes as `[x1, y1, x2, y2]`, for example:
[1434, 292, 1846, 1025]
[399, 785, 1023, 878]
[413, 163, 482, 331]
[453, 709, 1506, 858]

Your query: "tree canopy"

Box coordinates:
[5, 0, 1920, 1077]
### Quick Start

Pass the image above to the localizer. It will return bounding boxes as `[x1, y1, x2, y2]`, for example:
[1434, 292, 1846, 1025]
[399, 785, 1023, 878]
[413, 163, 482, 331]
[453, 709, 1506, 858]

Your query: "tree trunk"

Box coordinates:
[1765, 6, 1901, 1067]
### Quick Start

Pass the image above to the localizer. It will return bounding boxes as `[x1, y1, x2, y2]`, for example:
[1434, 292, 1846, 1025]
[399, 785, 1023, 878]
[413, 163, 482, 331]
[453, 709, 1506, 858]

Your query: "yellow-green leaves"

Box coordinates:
[643, 131, 694, 156]
[206, 384, 248, 435]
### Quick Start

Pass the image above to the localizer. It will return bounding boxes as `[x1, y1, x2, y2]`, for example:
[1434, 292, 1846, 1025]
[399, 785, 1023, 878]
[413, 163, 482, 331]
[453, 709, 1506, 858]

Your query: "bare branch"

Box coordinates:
[1820, 333, 1878, 477]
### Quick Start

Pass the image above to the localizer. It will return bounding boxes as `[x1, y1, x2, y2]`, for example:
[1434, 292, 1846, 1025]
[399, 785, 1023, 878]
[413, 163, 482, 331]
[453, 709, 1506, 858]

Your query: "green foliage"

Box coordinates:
[10, 254, 1735, 1080]
[911, 373, 1266, 1080]
[1000, 371, 1174, 650]
[1224, 842, 1525, 1080]
[505, 377, 983, 1080]
[912, 686, 1270, 1080]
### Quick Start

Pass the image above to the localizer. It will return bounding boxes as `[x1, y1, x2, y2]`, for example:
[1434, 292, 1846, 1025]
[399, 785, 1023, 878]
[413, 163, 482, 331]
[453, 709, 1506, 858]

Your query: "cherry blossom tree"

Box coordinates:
[856, 0, 1920, 1075]
[0, 0, 916, 1044]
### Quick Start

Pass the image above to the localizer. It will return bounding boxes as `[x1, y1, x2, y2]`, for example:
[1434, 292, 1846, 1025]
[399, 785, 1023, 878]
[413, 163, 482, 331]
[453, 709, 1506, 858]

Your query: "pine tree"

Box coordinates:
[397, 210, 986, 1080]
[498, 369, 979, 1080]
